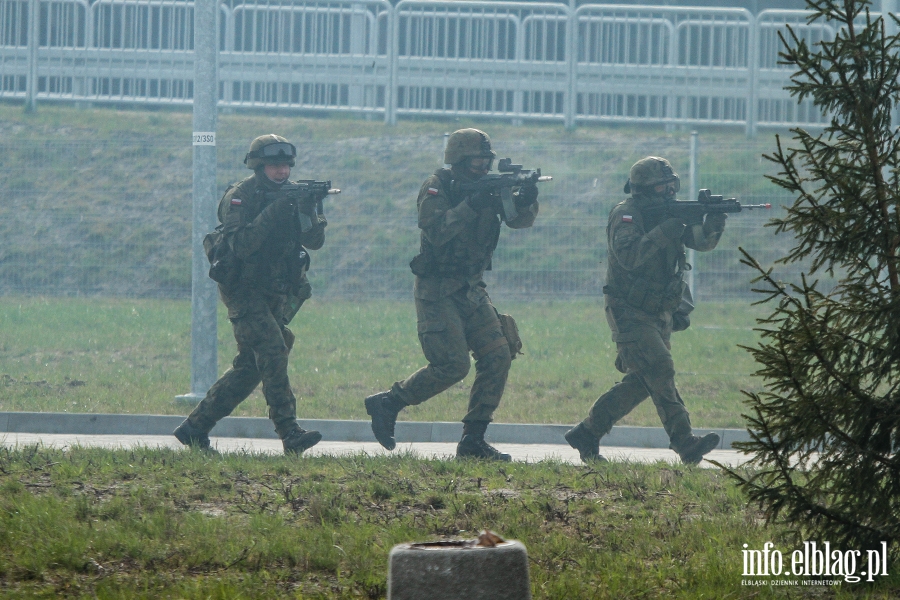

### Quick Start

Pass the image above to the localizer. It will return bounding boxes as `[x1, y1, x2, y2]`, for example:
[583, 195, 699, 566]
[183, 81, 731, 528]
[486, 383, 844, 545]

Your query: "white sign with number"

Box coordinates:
[192, 132, 216, 146]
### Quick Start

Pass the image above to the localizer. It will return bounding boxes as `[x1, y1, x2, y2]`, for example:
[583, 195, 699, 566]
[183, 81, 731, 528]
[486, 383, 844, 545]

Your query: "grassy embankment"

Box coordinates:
[2, 444, 898, 599]
[0, 103, 789, 297]
[0, 296, 763, 428]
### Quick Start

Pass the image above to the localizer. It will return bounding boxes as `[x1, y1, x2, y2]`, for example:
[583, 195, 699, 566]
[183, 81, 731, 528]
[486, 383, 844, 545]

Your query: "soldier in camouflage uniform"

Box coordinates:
[565, 157, 726, 465]
[364, 128, 539, 461]
[173, 134, 326, 455]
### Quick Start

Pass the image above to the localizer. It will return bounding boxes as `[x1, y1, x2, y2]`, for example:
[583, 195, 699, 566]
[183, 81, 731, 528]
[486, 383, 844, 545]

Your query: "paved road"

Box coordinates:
[0, 433, 750, 467]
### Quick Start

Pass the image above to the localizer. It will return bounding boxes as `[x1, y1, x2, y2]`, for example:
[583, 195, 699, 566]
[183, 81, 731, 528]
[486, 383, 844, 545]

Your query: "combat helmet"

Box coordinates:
[244, 134, 296, 170]
[624, 156, 680, 194]
[444, 128, 497, 166]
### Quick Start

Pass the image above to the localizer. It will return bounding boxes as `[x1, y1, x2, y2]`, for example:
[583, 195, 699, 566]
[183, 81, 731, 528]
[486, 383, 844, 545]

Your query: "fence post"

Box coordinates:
[25, 0, 39, 112]
[746, 10, 759, 137]
[177, 0, 220, 405]
[564, 0, 577, 130]
[884, 1, 899, 130]
[687, 131, 698, 299]
[386, 3, 398, 125]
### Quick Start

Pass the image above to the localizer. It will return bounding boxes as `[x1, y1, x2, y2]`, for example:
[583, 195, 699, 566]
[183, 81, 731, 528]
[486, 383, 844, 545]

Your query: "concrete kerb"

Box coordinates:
[0, 412, 752, 449]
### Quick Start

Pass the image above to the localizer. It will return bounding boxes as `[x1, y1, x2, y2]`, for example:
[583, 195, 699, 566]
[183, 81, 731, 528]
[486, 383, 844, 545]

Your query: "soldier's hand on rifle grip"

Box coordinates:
[704, 212, 727, 235]
[658, 217, 687, 240]
[515, 183, 539, 206]
[465, 190, 497, 213]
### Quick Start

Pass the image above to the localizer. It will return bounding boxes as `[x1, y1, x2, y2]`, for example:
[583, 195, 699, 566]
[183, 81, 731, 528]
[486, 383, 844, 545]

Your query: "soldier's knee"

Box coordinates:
[481, 344, 512, 374]
[433, 356, 471, 383]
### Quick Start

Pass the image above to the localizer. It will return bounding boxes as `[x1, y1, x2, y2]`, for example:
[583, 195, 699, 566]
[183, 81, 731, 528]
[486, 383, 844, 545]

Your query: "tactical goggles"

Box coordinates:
[653, 177, 680, 193]
[253, 141, 296, 160]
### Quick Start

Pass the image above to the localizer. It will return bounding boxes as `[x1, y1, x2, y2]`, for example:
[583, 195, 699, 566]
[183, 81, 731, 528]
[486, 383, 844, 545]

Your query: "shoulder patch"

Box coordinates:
[231, 198, 242, 206]
[621, 215, 633, 223]
[426, 187, 439, 195]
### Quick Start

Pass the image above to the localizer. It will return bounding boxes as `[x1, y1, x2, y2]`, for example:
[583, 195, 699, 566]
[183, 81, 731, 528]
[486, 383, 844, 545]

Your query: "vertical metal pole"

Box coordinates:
[564, 0, 577, 130]
[442, 132, 450, 168]
[177, 0, 219, 404]
[747, 9, 759, 138]
[884, 0, 899, 130]
[386, 4, 398, 125]
[687, 131, 698, 299]
[25, 0, 39, 112]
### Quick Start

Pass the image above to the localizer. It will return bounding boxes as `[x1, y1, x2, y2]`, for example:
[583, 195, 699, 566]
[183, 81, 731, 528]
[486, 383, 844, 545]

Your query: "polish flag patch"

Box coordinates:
[231, 198, 242, 205]
[622, 214, 633, 222]
[426, 187, 439, 195]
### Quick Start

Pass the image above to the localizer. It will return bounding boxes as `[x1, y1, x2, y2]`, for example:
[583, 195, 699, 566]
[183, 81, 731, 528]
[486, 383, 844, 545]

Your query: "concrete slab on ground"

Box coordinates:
[0, 412, 752, 450]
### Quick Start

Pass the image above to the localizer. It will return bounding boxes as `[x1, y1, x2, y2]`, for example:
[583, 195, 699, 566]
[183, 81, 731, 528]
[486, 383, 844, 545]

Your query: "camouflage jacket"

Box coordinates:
[411, 168, 539, 302]
[218, 173, 326, 296]
[604, 194, 723, 319]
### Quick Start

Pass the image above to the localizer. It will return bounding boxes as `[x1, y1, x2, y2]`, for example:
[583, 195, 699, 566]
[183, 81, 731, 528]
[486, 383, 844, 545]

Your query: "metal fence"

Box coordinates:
[0, 0, 855, 132]
[0, 132, 816, 302]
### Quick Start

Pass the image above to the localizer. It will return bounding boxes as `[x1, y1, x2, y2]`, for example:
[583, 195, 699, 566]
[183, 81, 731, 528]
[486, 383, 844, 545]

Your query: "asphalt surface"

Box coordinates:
[0, 433, 751, 467]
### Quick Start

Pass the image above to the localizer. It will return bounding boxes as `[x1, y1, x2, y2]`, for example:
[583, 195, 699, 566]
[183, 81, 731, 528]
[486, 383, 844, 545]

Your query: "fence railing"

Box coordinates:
[0, 0, 849, 132]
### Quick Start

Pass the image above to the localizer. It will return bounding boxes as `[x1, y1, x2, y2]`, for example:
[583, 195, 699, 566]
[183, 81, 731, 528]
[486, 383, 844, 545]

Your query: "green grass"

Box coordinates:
[0, 296, 764, 428]
[0, 444, 896, 599]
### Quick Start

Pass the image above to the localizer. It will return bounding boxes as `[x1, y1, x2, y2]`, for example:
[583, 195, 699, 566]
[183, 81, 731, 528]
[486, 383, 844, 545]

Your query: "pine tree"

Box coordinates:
[724, 0, 900, 553]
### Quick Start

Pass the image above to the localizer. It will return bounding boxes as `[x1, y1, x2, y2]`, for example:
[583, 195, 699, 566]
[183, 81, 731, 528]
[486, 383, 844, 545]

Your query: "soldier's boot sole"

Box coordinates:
[564, 423, 608, 464]
[173, 420, 217, 453]
[676, 432, 721, 465]
[456, 436, 511, 462]
[365, 392, 399, 451]
[283, 429, 323, 455]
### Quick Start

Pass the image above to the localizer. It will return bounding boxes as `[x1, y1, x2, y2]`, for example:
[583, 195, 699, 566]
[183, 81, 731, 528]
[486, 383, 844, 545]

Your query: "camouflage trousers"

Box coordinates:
[392, 287, 512, 423]
[185, 286, 299, 439]
[582, 306, 693, 446]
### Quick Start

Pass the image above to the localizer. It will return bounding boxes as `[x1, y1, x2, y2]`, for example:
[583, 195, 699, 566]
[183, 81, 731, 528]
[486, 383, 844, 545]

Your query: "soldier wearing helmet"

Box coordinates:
[364, 128, 540, 461]
[565, 156, 727, 465]
[173, 134, 327, 455]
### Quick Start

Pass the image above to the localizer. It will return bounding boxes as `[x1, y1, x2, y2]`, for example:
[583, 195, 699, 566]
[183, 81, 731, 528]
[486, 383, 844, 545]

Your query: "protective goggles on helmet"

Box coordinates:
[624, 175, 680, 194]
[246, 141, 297, 162]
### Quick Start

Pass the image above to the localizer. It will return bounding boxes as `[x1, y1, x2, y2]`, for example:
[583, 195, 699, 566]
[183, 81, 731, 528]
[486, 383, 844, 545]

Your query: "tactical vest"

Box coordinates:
[409, 168, 501, 280]
[602, 199, 687, 315]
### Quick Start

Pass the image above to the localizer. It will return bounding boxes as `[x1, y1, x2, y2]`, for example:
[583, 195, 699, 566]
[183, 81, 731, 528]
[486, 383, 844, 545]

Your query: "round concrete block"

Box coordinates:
[388, 540, 531, 600]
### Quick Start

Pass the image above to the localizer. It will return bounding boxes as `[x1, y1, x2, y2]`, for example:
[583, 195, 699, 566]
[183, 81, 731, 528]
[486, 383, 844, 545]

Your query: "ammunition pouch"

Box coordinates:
[672, 285, 695, 332]
[603, 276, 685, 316]
[203, 225, 241, 286]
[497, 313, 523, 360]
[409, 252, 482, 280]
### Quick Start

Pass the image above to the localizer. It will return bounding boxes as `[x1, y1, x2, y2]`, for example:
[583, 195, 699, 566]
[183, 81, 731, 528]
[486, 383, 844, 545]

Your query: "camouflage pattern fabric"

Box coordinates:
[392, 288, 511, 423]
[580, 190, 724, 448]
[185, 288, 299, 438]
[390, 164, 539, 423]
[184, 172, 325, 440]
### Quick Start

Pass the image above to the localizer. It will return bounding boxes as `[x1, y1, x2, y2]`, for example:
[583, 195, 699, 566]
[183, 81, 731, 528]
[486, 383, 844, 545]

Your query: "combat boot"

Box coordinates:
[564, 423, 608, 464]
[173, 419, 216, 453]
[282, 426, 322, 455]
[672, 432, 720, 465]
[365, 390, 406, 450]
[456, 421, 511, 462]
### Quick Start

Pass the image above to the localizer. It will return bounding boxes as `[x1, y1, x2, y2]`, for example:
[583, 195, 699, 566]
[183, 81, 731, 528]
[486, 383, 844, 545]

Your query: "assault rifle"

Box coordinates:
[266, 180, 341, 232]
[455, 158, 552, 222]
[645, 188, 771, 224]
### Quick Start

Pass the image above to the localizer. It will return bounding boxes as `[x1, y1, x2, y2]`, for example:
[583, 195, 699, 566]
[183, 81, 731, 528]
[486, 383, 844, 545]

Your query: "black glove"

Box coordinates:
[465, 190, 497, 212]
[657, 217, 686, 240]
[515, 183, 539, 206]
[704, 211, 727, 234]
